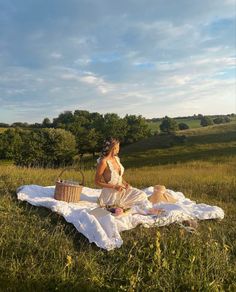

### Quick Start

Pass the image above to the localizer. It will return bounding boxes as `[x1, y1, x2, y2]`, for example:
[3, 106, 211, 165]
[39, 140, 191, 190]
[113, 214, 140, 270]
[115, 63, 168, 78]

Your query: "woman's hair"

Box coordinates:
[100, 137, 120, 158]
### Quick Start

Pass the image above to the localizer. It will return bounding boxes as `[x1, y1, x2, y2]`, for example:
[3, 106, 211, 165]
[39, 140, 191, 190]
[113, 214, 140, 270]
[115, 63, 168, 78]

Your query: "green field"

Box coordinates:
[147, 116, 236, 134]
[147, 118, 201, 133]
[0, 122, 236, 291]
[121, 121, 236, 167]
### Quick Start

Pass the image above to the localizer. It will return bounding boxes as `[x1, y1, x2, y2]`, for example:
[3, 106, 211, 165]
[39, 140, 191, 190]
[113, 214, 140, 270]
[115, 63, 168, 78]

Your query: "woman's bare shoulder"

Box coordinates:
[97, 157, 108, 166]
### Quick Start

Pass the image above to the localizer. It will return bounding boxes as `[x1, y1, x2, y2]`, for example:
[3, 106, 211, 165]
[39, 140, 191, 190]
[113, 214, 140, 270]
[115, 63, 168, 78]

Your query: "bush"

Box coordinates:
[224, 116, 231, 123]
[200, 116, 213, 127]
[160, 116, 178, 134]
[14, 129, 77, 167]
[0, 128, 23, 159]
[178, 123, 189, 130]
[213, 117, 225, 124]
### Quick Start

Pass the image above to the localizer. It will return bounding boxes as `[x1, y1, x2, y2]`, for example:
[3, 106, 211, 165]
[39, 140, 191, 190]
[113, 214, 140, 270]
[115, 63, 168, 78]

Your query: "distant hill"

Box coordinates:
[121, 121, 236, 168]
[147, 115, 236, 134]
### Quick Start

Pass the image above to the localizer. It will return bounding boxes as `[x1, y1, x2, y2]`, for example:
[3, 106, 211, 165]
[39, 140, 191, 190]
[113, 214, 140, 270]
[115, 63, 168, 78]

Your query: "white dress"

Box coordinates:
[98, 156, 152, 209]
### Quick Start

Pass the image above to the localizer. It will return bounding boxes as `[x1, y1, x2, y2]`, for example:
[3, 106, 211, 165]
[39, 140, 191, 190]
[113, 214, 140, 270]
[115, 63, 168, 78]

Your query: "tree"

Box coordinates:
[197, 114, 203, 119]
[101, 113, 128, 142]
[52, 111, 74, 128]
[0, 123, 10, 128]
[11, 122, 29, 128]
[160, 116, 178, 134]
[200, 116, 213, 127]
[42, 118, 51, 128]
[224, 116, 231, 123]
[178, 123, 189, 130]
[213, 117, 224, 124]
[76, 128, 100, 158]
[30, 123, 42, 128]
[41, 128, 77, 166]
[0, 128, 23, 159]
[123, 115, 151, 144]
[14, 129, 77, 167]
[14, 130, 45, 167]
[67, 111, 100, 157]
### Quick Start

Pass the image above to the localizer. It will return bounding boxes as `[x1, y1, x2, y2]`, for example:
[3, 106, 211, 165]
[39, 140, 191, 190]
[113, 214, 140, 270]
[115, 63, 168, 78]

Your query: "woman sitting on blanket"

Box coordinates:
[95, 137, 176, 216]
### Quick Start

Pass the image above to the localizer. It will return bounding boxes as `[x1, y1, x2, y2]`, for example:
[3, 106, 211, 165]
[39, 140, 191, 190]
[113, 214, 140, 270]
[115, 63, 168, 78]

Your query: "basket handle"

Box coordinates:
[56, 167, 85, 185]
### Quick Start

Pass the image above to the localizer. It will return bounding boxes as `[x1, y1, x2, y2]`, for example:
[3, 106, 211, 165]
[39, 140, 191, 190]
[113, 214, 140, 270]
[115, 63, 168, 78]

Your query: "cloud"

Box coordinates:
[50, 52, 62, 59]
[0, 0, 235, 123]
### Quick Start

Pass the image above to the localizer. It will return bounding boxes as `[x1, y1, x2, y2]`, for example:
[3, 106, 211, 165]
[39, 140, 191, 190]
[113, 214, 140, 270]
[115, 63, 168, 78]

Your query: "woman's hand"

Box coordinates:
[121, 179, 131, 190]
[124, 182, 131, 190]
[113, 185, 126, 192]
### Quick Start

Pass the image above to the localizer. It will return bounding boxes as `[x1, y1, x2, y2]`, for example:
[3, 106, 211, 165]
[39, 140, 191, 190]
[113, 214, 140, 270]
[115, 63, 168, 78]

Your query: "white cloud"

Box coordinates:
[50, 52, 62, 59]
[0, 0, 235, 123]
[74, 57, 91, 66]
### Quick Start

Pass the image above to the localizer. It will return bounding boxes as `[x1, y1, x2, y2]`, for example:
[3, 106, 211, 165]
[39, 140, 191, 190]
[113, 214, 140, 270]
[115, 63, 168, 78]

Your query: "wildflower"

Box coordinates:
[66, 255, 72, 267]
[190, 255, 195, 263]
[162, 258, 169, 269]
[179, 229, 185, 237]
[154, 231, 161, 265]
[223, 244, 230, 251]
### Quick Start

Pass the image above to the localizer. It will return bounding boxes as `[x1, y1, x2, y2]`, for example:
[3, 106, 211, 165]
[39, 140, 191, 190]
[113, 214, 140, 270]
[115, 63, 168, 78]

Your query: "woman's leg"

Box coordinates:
[118, 187, 149, 209]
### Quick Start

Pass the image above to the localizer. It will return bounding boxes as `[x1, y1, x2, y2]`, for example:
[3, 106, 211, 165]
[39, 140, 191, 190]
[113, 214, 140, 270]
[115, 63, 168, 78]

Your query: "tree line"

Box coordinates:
[0, 111, 152, 167]
[0, 110, 232, 167]
[159, 114, 232, 133]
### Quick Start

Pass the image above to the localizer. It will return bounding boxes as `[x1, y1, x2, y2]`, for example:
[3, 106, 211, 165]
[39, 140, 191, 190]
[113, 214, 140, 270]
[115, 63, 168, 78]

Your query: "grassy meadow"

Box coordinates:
[0, 128, 7, 134]
[147, 118, 201, 133]
[147, 116, 236, 134]
[0, 122, 236, 291]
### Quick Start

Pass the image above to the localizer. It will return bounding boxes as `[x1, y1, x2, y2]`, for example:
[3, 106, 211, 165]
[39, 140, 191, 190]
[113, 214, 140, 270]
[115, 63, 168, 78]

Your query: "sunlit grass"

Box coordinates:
[0, 157, 236, 291]
[0, 121, 236, 290]
[147, 118, 201, 133]
[0, 127, 8, 133]
[147, 116, 236, 134]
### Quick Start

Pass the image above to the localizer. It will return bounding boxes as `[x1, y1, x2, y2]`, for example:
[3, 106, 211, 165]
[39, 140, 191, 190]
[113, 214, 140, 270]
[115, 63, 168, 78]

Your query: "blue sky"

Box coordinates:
[0, 0, 235, 123]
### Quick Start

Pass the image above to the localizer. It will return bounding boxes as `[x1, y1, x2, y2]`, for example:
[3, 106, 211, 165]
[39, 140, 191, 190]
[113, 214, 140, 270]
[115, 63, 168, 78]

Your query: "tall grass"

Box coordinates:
[0, 128, 8, 133]
[0, 158, 235, 291]
[0, 122, 236, 291]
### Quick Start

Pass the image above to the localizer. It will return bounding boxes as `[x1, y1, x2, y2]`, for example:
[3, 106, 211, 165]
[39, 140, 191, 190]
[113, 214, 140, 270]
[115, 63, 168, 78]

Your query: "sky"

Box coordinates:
[0, 0, 236, 124]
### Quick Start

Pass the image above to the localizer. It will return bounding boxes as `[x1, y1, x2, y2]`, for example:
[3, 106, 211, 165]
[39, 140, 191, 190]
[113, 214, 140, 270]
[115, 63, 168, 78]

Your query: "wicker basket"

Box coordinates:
[54, 167, 85, 203]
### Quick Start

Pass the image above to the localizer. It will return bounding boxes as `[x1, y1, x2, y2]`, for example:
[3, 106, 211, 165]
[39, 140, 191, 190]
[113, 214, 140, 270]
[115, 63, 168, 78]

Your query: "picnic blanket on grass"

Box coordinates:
[17, 185, 224, 250]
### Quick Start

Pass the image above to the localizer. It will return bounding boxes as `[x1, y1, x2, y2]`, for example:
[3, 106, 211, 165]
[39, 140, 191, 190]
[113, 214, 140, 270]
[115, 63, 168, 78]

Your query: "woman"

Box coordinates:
[95, 137, 164, 216]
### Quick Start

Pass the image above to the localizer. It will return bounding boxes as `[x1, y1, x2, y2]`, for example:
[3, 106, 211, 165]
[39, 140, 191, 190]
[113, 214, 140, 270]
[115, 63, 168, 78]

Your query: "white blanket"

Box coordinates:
[17, 185, 224, 250]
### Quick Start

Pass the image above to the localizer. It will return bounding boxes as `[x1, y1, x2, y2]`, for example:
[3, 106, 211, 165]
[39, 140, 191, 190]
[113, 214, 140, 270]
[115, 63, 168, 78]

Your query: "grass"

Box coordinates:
[147, 116, 236, 134]
[0, 122, 236, 291]
[0, 128, 8, 133]
[147, 118, 201, 133]
[121, 121, 236, 168]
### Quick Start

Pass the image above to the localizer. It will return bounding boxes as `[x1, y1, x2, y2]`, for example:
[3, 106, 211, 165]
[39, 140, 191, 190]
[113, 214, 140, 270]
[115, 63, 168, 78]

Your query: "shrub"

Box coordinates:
[178, 123, 189, 130]
[160, 116, 178, 134]
[0, 128, 23, 159]
[200, 116, 213, 127]
[14, 129, 77, 167]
